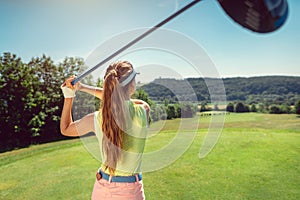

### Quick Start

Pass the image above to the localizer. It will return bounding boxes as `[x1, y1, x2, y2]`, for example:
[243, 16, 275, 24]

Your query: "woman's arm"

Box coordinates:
[60, 77, 95, 137]
[77, 82, 103, 100]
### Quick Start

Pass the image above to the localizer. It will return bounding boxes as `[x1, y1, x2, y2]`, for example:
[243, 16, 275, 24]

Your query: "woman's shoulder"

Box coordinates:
[130, 99, 150, 111]
[130, 98, 144, 105]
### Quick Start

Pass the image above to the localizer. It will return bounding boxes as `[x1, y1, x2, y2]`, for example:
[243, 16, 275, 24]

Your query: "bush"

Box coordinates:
[200, 102, 211, 112]
[166, 105, 176, 119]
[269, 105, 281, 114]
[226, 103, 234, 112]
[181, 104, 195, 118]
[280, 104, 291, 114]
[250, 104, 257, 112]
[295, 100, 300, 115]
[235, 102, 249, 113]
[257, 103, 265, 113]
[149, 104, 165, 122]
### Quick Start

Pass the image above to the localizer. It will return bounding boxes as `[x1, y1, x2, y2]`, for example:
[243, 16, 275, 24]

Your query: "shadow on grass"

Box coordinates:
[296, 115, 300, 118]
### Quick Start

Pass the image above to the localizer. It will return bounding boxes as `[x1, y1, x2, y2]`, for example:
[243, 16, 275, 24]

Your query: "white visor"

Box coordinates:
[119, 69, 139, 87]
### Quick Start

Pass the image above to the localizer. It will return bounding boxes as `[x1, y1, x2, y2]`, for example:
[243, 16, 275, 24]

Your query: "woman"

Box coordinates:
[60, 61, 150, 200]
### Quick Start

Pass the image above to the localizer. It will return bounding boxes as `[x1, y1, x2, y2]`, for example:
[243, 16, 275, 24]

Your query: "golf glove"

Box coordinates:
[61, 85, 76, 98]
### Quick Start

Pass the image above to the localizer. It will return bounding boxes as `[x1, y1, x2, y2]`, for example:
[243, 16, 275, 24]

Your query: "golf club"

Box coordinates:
[218, 0, 288, 33]
[71, 0, 288, 85]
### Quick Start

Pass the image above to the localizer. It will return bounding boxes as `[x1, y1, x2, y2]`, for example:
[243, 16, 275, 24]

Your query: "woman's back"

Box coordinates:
[94, 100, 148, 176]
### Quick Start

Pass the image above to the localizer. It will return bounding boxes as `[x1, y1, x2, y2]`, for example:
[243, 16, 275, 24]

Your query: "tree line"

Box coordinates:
[141, 77, 300, 106]
[133, 88, 197, 122]
[224, 101, 300, 114]
[0, 53, 84, 152]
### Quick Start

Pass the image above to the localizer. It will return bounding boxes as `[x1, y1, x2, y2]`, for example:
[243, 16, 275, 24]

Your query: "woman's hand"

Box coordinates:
[61, 75, 78, 98]
[61, 76, 103, 99]
[74, 80, 82, 91]
[61, 75, 77, 88]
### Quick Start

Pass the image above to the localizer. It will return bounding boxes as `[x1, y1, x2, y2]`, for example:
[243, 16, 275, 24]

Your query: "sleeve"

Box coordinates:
[133, 104, 148, 128]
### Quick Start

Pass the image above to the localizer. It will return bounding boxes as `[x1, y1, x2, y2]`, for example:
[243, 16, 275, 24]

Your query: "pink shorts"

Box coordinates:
[91, 177, 145, 200]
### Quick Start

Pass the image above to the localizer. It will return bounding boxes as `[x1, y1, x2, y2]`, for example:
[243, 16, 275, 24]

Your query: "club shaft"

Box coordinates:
[72, 0, 202, 85]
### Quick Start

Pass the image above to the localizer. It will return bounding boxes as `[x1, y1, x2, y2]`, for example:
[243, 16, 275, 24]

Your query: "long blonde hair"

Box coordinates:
[100, 61, 134, 174]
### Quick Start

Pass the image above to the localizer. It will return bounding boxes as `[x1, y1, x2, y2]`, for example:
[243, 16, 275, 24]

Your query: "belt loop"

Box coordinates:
[135, 174, 139, 183]
[109, 175, 112, 184]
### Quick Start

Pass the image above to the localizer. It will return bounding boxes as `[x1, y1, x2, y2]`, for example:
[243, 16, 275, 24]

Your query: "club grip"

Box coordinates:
[71, 79, 78, 86]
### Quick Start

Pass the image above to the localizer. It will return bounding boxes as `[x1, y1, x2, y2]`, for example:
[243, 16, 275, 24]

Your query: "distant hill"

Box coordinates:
[140, 76, 300, 104]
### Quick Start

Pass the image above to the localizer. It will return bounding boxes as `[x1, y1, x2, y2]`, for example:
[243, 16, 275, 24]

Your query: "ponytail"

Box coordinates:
[100, 63, 132, 175]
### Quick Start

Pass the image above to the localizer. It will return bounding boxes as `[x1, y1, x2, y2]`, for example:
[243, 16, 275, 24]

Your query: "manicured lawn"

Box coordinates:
[0, 113, 299, 199]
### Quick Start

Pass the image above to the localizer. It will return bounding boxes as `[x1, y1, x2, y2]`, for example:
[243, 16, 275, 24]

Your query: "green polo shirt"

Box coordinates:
[94, 100, 148, 176]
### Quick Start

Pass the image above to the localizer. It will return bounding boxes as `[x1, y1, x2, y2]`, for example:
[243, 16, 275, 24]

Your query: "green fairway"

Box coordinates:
[0, 113, 299, 199]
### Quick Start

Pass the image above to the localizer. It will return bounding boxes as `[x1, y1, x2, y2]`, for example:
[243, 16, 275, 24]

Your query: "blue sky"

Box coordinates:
[0, 0, 299, 80]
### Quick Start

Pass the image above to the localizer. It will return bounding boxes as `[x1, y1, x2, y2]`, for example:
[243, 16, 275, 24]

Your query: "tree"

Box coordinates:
[257, 103, 265, 113]
[235, 102, 247, 113]
[214, 104, 219, 111]
[181, 104, 196, 118]
[150, 104, 161, 122]
[226, 103, 234, 112]
[27, 55, 61, 142]
[269, 105, 281, 114]
[174, 103, 181, 118]
[166, 105, 176, 119]
[200, 102, 211, 112]
[133, 88, 153, 107]
[0, 53, 38, 151]
[164, 98, 169, 107]
[280, 103, 291, 114]
[295, 100, 300, 115]
[250, 104, 257, 112]
[28, 56, 83, 143]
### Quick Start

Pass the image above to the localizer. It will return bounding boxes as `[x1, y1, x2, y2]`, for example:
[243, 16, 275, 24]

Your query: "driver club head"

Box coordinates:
[218, 0, 289, 33]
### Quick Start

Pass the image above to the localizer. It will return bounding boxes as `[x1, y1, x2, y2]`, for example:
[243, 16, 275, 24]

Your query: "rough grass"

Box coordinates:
[0, 113, 299, 200]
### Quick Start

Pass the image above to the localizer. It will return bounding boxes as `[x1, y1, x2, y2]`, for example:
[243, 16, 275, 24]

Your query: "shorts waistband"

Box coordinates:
[98, 170, 142, 183]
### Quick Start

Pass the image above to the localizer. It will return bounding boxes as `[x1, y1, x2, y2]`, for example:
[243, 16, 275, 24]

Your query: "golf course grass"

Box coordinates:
[0, 113, 299, 199]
